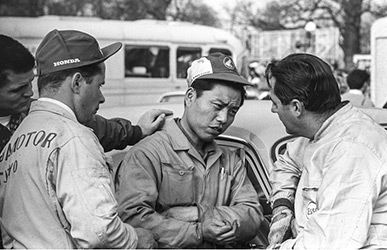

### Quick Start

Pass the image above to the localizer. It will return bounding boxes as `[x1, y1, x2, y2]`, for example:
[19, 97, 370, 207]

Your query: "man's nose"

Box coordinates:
[216, 109, 228, 123]
[24, 82, 34, 97]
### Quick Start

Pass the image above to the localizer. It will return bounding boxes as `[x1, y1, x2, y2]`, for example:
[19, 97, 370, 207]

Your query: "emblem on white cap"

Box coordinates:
[223, 57, 235, 70]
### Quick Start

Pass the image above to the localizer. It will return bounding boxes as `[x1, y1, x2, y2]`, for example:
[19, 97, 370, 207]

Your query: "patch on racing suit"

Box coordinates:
[306, 201, 318, 219]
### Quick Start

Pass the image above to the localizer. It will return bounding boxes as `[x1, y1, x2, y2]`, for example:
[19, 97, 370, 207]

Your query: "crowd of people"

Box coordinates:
[0, 29, 386, 249]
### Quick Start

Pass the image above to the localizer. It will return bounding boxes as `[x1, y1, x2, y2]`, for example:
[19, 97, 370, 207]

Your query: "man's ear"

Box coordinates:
[290, 99, 304, 117]
[71, 72, 83, 94]
[185, 87, 196, 106]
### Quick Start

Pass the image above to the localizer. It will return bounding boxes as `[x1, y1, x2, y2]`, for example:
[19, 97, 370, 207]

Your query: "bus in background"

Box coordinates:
[371, 16, 387, 108]
[0, 16, 246, 107]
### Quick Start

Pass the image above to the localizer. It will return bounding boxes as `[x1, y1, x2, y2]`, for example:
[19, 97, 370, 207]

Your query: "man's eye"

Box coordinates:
[11, 87, 24, 93]
[229, 110, 237, 116]
[213, 103, 222, 109]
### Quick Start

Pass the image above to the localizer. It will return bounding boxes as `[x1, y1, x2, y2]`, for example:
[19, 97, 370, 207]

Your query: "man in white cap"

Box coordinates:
[0, 29, 158, 249]
[116, 52, 264, 248]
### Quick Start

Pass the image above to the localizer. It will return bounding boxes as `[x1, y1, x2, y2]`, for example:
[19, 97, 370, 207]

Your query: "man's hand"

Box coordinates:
[268, 206, 294, 248]
[202, 219, 238, 246]
[161, 206, 199, 222]
[134, 227, 158, 249]
[137, 109, 173, 138]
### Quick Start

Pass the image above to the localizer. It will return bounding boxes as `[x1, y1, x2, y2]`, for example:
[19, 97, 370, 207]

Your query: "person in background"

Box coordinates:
[0, 34, 172, 153]
[116, 52, 264, 248]
[266, 53, 387, 249]
[0, 29, 159, 248]
[341, 68, 374, 107]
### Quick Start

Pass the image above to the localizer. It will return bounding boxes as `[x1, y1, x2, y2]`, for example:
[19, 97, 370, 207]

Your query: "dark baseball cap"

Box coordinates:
[36, 29, 122, 76]
[186, 52, 252, 86]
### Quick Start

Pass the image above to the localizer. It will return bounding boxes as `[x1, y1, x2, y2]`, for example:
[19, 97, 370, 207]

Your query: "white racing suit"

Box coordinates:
[271, 103, 387, 249]
[0, 99, 138, 249]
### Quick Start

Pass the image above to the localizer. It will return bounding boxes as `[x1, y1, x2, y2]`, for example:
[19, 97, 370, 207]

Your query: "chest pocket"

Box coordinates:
[159, 163, 194, 206]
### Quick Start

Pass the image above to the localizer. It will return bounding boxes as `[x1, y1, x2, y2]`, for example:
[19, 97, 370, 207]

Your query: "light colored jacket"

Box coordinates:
[271, 103, 387, 249]
[341, 89, 374, 108]
[116, 119, 263, 248]
[0, 100, 137, 249]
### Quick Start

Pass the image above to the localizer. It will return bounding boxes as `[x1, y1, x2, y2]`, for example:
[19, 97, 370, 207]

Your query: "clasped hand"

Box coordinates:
[202, 219, 238, 246]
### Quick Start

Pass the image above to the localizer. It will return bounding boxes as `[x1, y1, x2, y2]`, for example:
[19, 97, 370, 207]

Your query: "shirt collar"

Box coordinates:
[0, 115, 11, 128]
[313, 102, 353, 141]
[38, 97, 77, 120]
[164, 118, 219, 157]
[348, 89, 363, 95]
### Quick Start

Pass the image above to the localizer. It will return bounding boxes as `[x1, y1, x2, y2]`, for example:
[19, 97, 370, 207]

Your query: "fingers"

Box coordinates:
[137, 109, 173, 137]
[152, 113, 166, 124]
[149, 109, 173, 118]
[216, 220, 238, 245]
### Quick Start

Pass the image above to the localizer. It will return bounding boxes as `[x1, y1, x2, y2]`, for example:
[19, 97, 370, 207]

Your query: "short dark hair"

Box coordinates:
[191, 79, 246, 107]
[0, 35, 35, 87]
[265, 53, 341, 114]
[37, 63, 103, 95]
[346, 69, 370, 90]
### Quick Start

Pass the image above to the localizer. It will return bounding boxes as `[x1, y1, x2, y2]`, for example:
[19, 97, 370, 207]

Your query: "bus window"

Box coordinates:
[125, 45, 170, 78]
[177, 47, 202, 79]
[209, 48, 232, 57]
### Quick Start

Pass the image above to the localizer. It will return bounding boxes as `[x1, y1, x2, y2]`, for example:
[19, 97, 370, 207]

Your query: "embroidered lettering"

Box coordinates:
[53, 58, 81, 67]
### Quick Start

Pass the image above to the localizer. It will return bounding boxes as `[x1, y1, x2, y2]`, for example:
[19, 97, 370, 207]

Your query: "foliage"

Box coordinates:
[167, 0, 220, 27]
[0, 0, 172, 20]
[231, 0, 387, 69]
[0, 0, 219, 26]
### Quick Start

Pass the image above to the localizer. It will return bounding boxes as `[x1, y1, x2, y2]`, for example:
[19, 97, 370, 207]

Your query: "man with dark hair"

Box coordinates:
[116, 52, 264, 248]
[341, 68, 374, 107]
[0, 35, 35, 150]
[0, 34, 172, 153]
[266, 53, 387, 249]
[0, 30, 159, 248]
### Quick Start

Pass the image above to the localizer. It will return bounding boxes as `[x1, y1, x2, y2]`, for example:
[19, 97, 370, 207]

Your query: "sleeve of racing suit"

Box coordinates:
[116, 145, 204, 249]
[198, 149, 263, 244]
[279, 140, 386, 250]
[55, 134, 138, 249]
[85, 114, 142, 152]
[270, 138, 305, 209]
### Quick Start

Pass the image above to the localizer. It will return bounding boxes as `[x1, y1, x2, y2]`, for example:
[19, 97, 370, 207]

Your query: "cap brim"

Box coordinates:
[101, 42, 122, 61]
[197, 72, 253, 86]
[64, 42, 122, 70]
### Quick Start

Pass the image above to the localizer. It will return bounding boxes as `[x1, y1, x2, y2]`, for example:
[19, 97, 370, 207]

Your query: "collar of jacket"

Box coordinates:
[29, 100, 78, 124]
[163, 118, 222, 161]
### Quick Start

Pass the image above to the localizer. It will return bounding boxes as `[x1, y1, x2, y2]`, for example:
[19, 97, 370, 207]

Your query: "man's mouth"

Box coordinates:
[209, 125, 222, 134]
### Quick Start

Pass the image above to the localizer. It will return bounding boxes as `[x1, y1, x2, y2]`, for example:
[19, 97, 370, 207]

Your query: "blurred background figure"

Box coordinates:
[341, 69, 374, 108]
[246, 61, 270, 100]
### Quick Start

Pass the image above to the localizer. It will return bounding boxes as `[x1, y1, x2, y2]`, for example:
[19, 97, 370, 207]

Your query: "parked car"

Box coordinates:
[157, 91, 186, 103]
[98, 100, 387, 248]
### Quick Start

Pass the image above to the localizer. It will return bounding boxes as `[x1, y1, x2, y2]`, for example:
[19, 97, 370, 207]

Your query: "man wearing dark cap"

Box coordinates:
[0, 34, 172, 154]
[116, 52, 264, 248]
[0, 30, 158, 249]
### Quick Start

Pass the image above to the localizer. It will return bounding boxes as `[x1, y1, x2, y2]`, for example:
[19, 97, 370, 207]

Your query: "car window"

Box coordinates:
[125, 45, 170, 78]
[176, 47, 202, 79]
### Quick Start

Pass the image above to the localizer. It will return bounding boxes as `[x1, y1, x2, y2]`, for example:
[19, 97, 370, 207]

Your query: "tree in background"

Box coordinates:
[0, 0, 172, 19]
[231, 0, 387, 69]
[167, 0, 220, 27]
[0, 0, 219, 25]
